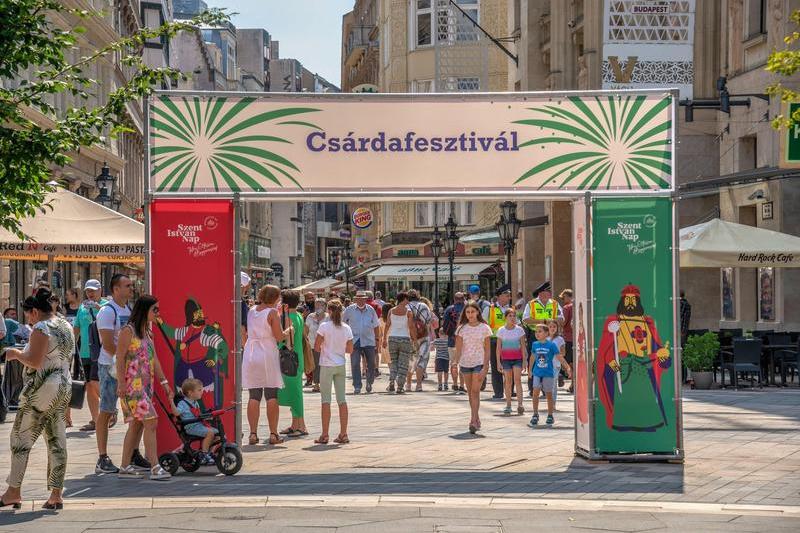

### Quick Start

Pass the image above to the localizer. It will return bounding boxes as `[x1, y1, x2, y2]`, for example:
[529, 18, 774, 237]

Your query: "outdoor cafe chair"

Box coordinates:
[776, 341, 800, 387]
[720, 339, 763, 390]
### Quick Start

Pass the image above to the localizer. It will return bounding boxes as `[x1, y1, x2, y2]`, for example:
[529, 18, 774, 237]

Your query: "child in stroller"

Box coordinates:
[155, 378, 242, 476]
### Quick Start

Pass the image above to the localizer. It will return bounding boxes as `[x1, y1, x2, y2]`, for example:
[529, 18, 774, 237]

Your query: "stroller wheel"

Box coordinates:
[181, 453, 201, 473]
[215, 444, 243, 476]
[159, 452, 180, 476]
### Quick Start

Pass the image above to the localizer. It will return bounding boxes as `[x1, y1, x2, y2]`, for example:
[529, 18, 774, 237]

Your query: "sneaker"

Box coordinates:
[353, 389, 361, 395]
[438, 384, 443, 391]
[118, 465, 142, 479]
[366, 384, 372, 394]
[149, 465, 171, 481]
[131, 449, 151, 470]
[546, 414, 554, 425]
[415, 384, 423, 392]
[201, 453, 216, 466]
[95, 455, 119, 474]
[396, 386, 405, 395]
[443, 384, 449, 391]
[386, 382, 395, 392]
[529, 414, 539, 426]
[503, 405, 512, 415]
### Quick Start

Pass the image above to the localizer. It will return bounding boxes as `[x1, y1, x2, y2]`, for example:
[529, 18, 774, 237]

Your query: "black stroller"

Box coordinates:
[154, 393, 243, 476]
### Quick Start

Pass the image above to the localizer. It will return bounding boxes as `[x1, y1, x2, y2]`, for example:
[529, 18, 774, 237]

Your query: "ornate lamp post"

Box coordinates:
[496, 201, 522, 293]
[95, 162, 120, 211]
[342, 241, 353, 296]
[443, 213, 459, 305]
[431, 225, 443, 316]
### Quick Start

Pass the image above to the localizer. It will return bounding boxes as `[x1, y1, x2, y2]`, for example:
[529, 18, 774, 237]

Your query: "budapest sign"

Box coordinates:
[148, 90, 675, 195]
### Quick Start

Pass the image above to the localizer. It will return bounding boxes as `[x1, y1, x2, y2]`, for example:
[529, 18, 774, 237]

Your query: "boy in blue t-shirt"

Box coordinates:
[528, 324, 571, 426]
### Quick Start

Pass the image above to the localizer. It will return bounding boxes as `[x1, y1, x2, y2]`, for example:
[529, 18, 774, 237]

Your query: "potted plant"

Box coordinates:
[683, 332, 720, 389]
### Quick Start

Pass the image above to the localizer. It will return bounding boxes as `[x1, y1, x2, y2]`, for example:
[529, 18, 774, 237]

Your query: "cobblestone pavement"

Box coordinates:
[1, 504, 799, 532]
[1, 367, 799, 511]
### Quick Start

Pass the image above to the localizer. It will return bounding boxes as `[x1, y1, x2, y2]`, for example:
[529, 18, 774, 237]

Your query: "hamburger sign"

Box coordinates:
[352, 207, 373, 229]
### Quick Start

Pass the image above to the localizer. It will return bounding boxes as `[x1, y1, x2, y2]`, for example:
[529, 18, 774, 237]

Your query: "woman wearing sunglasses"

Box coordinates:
[115, 295, 174, 480]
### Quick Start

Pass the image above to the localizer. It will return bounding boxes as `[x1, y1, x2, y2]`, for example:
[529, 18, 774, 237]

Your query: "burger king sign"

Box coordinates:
[352, 207, 373, 230]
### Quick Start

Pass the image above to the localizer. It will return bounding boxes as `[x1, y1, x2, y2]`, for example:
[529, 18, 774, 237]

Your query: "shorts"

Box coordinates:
[501, 359, 523, 371]
[248, 387, 278, 402]
[320, 364, 346, 405]
[532, 375, 554, 391]
[185, 424, 219, 438]
[435, 358, 450, 373]
[460, 364, 483, 375]
[416, 339, 431, 370]
[74, 357, 98, 382]
[98, 363, 118, 414]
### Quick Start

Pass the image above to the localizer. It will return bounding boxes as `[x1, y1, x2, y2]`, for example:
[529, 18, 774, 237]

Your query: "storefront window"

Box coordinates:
[721, 267, 736, 321]
[758, 267, 775, 322]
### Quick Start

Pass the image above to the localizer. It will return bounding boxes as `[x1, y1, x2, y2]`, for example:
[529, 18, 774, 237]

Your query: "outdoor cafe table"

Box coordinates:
[763, 344, 796, 386]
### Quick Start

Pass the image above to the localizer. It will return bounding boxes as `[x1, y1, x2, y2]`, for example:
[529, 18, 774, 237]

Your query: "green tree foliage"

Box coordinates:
[0, 0, 227, 237]
[766, 9, 800, 128]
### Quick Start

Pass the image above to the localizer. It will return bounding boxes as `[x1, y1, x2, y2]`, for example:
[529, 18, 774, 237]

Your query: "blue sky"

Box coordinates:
[211, 0, 353, 88]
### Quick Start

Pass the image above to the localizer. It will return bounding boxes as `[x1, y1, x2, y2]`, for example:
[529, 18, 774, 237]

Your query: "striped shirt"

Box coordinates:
[433, 337, 450, 360]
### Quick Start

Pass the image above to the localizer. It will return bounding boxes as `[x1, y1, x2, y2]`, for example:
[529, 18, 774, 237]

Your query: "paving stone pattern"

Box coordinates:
[1, 368, 799, 508]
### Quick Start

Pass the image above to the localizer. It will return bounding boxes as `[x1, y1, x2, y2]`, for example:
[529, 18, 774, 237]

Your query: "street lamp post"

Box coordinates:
[431, 226, 443, 316]
[95, 162, 120, 211]
[443, 213, 459, 305]
[342, 241, 353, 297]
[496, 201, 522, 294]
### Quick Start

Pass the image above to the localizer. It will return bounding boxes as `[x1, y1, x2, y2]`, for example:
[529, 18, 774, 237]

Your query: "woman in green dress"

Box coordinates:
[277, 290, 308, 437]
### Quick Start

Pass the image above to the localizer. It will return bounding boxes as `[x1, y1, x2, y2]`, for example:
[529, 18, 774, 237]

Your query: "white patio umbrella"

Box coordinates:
[679, 218, 800, 268]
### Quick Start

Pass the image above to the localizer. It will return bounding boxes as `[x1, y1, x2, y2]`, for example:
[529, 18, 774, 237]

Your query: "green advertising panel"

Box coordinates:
[592, 198, 676, 454]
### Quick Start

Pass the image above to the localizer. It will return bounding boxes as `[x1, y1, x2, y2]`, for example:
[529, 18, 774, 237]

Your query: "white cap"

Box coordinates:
[240, 271, 251, 287]
[84, 279, 101, 291]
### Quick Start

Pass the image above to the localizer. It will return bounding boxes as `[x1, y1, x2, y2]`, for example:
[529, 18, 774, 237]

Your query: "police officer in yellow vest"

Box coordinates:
[482, 284, 511, 399]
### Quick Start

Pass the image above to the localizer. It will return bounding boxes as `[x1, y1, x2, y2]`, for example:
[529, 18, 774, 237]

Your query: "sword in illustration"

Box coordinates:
[607, 320, 623, 394]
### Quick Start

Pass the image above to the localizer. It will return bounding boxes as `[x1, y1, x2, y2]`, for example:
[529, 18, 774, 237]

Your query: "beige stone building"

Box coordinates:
[508, 0, 800, 332]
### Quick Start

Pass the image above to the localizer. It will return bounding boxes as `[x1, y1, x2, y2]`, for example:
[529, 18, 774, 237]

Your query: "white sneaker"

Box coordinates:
[149, 465, 171, 481]
[118, 465, 143, 479]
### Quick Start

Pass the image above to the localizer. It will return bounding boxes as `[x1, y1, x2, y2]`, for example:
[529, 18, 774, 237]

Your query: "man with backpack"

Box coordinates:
[92, 274, 148, 474]
[72, 279, 106, 432]
[442, 292, 466, 392]
[407, 290, 434, 392]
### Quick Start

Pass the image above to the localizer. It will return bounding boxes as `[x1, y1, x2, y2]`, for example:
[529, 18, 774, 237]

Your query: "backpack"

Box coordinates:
[442, 305, 460, 337]
[411, 303, 430, 340]
[88, 303, 123, 362]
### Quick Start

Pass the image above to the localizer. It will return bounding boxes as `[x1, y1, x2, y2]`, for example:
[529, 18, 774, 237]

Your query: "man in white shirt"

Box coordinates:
[94, 274, 133, 474]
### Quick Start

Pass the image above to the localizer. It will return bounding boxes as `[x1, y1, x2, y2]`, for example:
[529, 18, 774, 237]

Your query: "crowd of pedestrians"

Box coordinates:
[0, 272, 575, 507]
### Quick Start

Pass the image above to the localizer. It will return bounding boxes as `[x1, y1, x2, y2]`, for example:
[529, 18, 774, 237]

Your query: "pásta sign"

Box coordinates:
[352, 207, 373, 229]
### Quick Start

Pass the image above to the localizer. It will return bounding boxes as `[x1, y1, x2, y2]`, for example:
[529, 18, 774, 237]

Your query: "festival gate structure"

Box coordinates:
[146, 89, 683, 461]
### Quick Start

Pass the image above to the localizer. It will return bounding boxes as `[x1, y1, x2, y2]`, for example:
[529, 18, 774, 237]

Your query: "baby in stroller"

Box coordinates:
[176, 378, 218, 465]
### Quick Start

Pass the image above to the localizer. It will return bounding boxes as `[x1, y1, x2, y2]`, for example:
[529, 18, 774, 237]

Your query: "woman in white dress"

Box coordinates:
[242, 285, 292, 445]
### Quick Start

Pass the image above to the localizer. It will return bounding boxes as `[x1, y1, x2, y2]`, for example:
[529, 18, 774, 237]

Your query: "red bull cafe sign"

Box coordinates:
[146, 89, 682, 461]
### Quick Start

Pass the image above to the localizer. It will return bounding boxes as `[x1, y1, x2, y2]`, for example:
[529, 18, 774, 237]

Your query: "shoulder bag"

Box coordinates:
[279, 310, 299, 377]
[69, 332, 86, 410]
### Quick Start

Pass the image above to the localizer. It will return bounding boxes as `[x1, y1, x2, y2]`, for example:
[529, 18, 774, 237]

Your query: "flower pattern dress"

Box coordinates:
[121, 326, 158, 422]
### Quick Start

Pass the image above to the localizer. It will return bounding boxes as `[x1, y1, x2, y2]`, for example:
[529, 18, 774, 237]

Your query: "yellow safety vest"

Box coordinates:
[488, 305, 506, 335]
[529, 298, 558, 321]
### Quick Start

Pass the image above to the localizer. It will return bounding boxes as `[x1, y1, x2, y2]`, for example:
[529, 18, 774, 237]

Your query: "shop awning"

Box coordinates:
[367, 262, 497, 282]
[0, 187, 145, 263]
[679, 218, 800, 268]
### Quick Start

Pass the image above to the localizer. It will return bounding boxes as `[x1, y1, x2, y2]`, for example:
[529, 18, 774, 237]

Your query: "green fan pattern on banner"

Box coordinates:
[513, 95, 672, 190]
[150, 96, 320, 192]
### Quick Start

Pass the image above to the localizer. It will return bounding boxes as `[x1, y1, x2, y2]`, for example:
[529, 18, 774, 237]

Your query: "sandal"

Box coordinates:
[333, 434, 350, 444]
[517, 405, 525, 415]
[268, 433, 285, 445]
[287, 428, 308, 437]
[248, 432, 259, 445]
[314, 435, 329, 444]
[79, 421, 96, 432]
[108, 412, 117, 429]
[279, 427, 294, 435]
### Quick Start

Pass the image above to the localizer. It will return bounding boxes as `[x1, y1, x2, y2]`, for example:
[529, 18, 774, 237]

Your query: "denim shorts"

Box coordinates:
[501, 359, 523, 371]
[460, 364, 483, 375]
[531, 374, 554, 391]
[185, 424, 219, 438]
[98, 363, 118, 414]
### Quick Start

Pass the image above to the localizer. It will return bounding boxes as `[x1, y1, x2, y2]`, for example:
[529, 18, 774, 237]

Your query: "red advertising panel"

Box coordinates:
[150, 199, 236, 453]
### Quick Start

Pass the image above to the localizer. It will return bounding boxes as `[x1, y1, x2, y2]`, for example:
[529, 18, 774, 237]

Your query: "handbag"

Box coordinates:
[302, 335, 315, 375]
[69, 349, 86, 410]
[279, 310, 299, 377]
